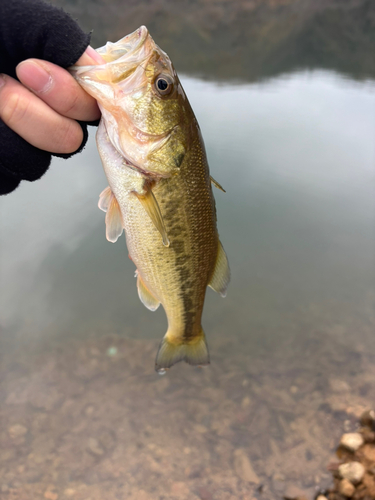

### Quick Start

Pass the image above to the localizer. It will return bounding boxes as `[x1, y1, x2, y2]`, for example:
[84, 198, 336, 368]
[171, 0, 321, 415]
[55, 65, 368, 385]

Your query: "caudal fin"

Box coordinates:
[155, 328, 210, 373]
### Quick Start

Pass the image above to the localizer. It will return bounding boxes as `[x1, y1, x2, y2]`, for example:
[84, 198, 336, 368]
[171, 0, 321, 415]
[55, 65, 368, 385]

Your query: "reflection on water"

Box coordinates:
[1, 2, 375, 498]
[52, 0, 375, 82]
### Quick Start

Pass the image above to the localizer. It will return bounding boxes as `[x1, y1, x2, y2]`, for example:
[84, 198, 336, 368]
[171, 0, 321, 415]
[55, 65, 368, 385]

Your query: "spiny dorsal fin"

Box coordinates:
[208, 241, 230, 297]
[210, 175, 226, 193]
[105, 192, 124, 243]
[98, 186, 112, 212]
[134, 187, 170, 247]
[137, 272, 160, 311]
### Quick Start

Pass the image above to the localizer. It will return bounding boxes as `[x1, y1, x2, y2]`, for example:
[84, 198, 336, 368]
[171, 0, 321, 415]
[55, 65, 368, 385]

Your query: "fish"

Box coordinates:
[71, 26, 230, 372]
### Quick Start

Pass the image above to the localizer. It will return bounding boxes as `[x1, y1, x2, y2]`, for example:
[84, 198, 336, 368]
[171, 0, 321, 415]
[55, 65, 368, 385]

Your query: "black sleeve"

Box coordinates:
[0, 0, 95, 195]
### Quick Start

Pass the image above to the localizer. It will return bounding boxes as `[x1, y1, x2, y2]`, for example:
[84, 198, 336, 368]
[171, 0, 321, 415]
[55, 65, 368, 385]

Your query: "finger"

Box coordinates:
[77, 46, 105, 66]
[16, 57, 101, 122]
[0, 74, 83, 154]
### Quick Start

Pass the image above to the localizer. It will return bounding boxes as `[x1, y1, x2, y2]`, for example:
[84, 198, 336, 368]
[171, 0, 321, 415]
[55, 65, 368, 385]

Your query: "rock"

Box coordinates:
[8, 424, 28, 438]
[339, 479, 355, 497]
[360, 410, 375, 429]
[233, 449, 260, 484]
[316, 496, 328, 500]
[338, 462, 365, 484]
[283, 484, 308, 499]
[63, 489, 76, 497]
[170, 482, 191, 497]
[361, 444, 375, 461]
[87, 437, 105, 456]
[329, 379, 350, 393]
[241, 396, 251, 408]
[193, 424, 208, 434]
[44, 491, 58, 500]
[361, 428, 375, 443]
[106, 346, 118, 357]
[340, 433, 364, 452]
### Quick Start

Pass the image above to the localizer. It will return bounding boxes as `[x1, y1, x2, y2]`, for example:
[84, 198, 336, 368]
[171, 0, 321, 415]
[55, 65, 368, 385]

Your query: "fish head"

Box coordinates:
[71, 26, 193, 177]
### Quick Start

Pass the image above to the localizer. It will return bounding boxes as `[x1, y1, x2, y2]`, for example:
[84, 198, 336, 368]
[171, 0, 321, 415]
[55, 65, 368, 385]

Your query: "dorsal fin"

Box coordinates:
[210, 175, 226, 193]
[137, 272, 160, 311]
[134, 187, 170, 247]
[208, 241, 230, 297]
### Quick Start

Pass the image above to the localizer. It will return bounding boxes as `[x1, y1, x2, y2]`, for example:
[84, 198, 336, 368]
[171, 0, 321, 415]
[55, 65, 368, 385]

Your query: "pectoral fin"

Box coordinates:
[105, 192, 124, 243]
[208, 241, 230, 297]
[98, 186, 112, 212]
[135, 188, 170, 247]
[210, 175, 226, 193]
[137, 273, 160, 311]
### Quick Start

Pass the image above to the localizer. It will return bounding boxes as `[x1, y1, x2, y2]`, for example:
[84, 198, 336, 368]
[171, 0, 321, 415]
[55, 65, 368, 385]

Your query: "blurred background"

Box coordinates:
[0, 1, 374, 499]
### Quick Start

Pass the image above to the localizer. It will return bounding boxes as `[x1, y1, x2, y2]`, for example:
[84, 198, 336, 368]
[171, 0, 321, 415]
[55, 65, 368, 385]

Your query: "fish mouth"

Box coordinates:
[96, 26, 150, 64]
[70, 26, 151, 75]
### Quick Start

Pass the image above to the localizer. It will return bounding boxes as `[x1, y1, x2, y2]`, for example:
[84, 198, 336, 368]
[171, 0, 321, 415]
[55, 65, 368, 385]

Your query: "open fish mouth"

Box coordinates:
[96, 26, 150, 65]
[71, 26, 151, 73]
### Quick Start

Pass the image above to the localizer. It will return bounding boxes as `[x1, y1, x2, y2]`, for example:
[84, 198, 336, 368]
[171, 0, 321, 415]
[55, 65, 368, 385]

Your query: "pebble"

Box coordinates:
[233, 449, 260, 484]
[106, 346, 118, 357]
[86, 437, 105, 456]
[329, 378, 350, 393]
[283, 484, 307, 499]
[340, 433, 364, 452]
[63, 489, 76, 497]
[338, 478, 355, 497]
[338, 462, 365, 484]
[241, 396, 251, 408]
[8, 424, 28, 438]
[44, 491, 58, 500]
[361, 428, 375, 443]
[170, 482, 191, 497]
[360, 409, 375, 429]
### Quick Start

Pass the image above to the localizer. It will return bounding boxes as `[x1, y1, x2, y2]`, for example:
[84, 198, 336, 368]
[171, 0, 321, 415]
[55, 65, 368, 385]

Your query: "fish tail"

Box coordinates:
[155, 327, 210, 373]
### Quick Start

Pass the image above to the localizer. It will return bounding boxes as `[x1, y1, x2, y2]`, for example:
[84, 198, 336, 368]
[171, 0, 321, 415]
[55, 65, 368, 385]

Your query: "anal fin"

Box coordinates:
[208, 241, 230, 297]
[137, 272, 160, 311]
[210, 175, 226, 193]
[134, 187, 170, 247]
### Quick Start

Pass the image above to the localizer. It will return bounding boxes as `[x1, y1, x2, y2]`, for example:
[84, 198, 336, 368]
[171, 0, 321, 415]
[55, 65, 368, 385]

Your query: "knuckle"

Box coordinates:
[60, 92, 80, 117]
[0, 92, 30, 126]
[56, 121, 83, 153]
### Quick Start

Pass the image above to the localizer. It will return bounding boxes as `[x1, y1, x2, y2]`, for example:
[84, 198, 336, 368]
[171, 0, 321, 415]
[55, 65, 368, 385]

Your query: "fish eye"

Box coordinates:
[154, 75, 174, 96]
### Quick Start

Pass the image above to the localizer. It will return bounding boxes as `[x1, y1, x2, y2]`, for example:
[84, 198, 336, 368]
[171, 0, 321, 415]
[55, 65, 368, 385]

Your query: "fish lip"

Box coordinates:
[70, 26, 150, 73]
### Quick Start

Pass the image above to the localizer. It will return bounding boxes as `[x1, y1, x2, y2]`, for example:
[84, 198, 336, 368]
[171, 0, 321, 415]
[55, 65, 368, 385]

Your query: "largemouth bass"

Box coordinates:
[71, 27, 230, 372]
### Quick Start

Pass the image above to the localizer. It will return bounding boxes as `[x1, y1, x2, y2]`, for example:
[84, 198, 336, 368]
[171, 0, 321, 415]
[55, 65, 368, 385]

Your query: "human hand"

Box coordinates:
[0, 0, 103, 195]
[0, 49, 102, 156]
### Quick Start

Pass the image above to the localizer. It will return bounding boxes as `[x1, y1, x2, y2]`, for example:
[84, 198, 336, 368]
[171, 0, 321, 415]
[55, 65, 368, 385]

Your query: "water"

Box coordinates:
[1, 2, 375, 499]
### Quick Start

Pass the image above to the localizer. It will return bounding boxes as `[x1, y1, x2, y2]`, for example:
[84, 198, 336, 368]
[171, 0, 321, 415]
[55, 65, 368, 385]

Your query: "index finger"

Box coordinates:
[15, 50, 104, 122]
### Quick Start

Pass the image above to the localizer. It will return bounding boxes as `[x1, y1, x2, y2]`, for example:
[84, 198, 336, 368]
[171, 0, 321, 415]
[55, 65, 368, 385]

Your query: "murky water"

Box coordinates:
[1, 2, 375, 499]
